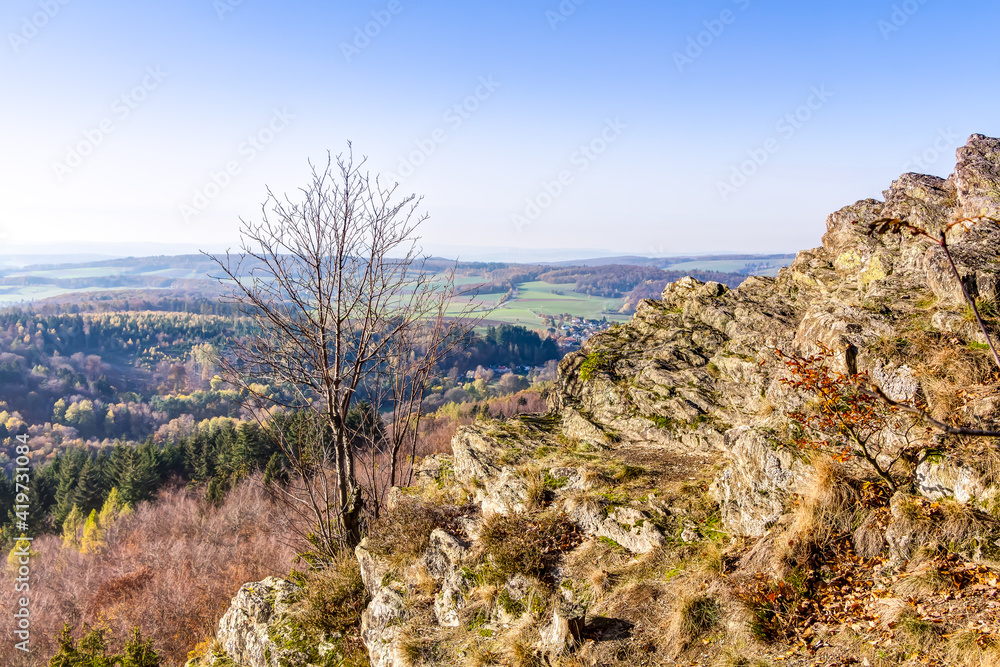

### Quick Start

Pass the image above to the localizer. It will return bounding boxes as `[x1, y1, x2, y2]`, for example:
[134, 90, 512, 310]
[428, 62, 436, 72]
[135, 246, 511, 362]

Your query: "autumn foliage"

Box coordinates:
[776, 344, 918, 490]
[0, 477, 295, 666]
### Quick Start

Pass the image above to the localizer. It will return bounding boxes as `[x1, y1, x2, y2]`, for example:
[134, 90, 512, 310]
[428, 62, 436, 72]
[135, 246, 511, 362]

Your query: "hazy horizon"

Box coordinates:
[3, 0, 998, 257]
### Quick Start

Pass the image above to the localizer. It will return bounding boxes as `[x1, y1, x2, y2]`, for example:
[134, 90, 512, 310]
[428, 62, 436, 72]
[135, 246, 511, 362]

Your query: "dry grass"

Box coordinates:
[890, 494, 999, 559]
[365, 497, 465, 565]
[792, 458, 859, 540]
[298, 549, 370, 636]
[524, 472, 548, 511]
[665, 591, 722, 650]
[895, 612, 942, 654]
[945, 629, 1000, 667]
[505, 638, 544, 667]
[741, 459, 863, 576]
[464, 641, 502, 667]
[893, 562, 953, 597]
[852, 511, 887, 559]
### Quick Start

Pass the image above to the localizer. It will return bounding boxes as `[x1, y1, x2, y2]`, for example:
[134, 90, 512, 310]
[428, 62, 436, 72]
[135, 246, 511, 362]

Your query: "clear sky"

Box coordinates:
[1, 0, 998, 260]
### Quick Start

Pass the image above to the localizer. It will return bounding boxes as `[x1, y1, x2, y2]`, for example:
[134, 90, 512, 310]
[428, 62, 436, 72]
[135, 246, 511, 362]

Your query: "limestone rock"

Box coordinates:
[215, 577, 302, 667]
[452, 425, 505, 488]
[562, 496, 665, 554]
[711, 427, 806, 538]
[540, 601, 586, 653]
[916, 453, 999, 509]
[356, 538, 392, 597]
[424, 529, 469, 628]
[561, 407, 612, 447]
[360, 587, 407, 667]
[481, 467, 531, 517]
[956, 133, 1000, 220]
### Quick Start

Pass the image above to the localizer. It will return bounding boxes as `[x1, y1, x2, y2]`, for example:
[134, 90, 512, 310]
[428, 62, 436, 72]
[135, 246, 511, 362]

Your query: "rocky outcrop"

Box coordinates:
[213, 577, 303, 667]
[209, 135, 1000, 667]
[711, 427, 809, 537]
[915, 453, 1000, 510]
[554, 134, 1000, 540]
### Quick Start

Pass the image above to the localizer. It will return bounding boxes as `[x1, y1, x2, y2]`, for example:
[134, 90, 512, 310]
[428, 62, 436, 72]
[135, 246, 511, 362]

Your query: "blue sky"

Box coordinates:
[1, 0, 998, 260]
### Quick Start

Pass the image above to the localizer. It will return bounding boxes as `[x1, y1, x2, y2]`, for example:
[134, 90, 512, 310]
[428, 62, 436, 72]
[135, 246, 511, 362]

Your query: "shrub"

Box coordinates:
[298, 550, 369, 636]
[477, 513, 583, 585]
[365, 498, 464, 562]
[47, 624, 161, 667]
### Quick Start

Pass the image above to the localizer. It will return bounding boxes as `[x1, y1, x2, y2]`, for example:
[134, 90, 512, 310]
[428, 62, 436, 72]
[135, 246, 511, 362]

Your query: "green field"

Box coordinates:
[1, 254, 785, 326]
[661, 258, 793, 276]
[450, 280, 630, 328]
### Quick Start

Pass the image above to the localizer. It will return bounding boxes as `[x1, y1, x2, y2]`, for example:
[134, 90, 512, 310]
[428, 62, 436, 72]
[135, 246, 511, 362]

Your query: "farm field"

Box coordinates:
[0, 253, 784, 324]
[660, 257, 793, 276]
[447, 281, 630, 328]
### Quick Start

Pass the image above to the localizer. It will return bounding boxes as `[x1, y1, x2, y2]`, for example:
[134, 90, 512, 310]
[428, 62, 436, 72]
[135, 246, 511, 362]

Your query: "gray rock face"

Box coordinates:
[452, 425, 505, 489]
[424, 529, 469, 627]
[711, 427, 806, 537]
[215, 577, 302, 667]
[557, 134, 1000, 537]
[356, 538, 391, 597]
[561, 407, 613, 447]
[481, 467, 531, 517]
[916, 453, 999, 509]
[361, 587, 407, 667]
[539, 601, 586, 654]
[562, 496, 665, 554]
[956, 134, 1000, 220]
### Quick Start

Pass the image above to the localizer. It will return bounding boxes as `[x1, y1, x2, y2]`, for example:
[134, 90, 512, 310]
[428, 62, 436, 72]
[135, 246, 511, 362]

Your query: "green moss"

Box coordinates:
[496, 588, 524, 617]
[543, 470, 569, 489]
[598, 536, 624, 550]
[579, 349, 622, 381]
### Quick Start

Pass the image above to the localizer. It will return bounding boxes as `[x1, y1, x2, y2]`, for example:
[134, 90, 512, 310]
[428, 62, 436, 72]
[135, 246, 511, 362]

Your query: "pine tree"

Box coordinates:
[80, 510, 101, 553]
[98, 487, 130, 531]
[46, 625, 80, 667]
[53, 450, 86, 527]
[61, 505, 85, 549]
[120, 626, 160, 667]
[77, 626, 115, 667]
[110, 444, 159, 507]
[263, 452, 285, 486]
[73, 458, 104, 514]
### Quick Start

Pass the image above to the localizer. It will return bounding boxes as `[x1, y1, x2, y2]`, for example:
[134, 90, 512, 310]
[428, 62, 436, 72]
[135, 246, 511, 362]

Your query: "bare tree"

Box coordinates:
[210, 148, 482, 556]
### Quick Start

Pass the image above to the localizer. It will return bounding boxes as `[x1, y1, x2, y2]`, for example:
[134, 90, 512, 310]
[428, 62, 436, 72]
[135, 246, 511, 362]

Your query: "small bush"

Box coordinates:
[298, 550, 369, 636]
[477, 513, 583, 585]
[47, 624, 161, 667]
[365, 498, 464, 562]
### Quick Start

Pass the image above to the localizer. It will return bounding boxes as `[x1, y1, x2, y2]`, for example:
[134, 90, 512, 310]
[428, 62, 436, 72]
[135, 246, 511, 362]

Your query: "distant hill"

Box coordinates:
[0, 252, 794, 322]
